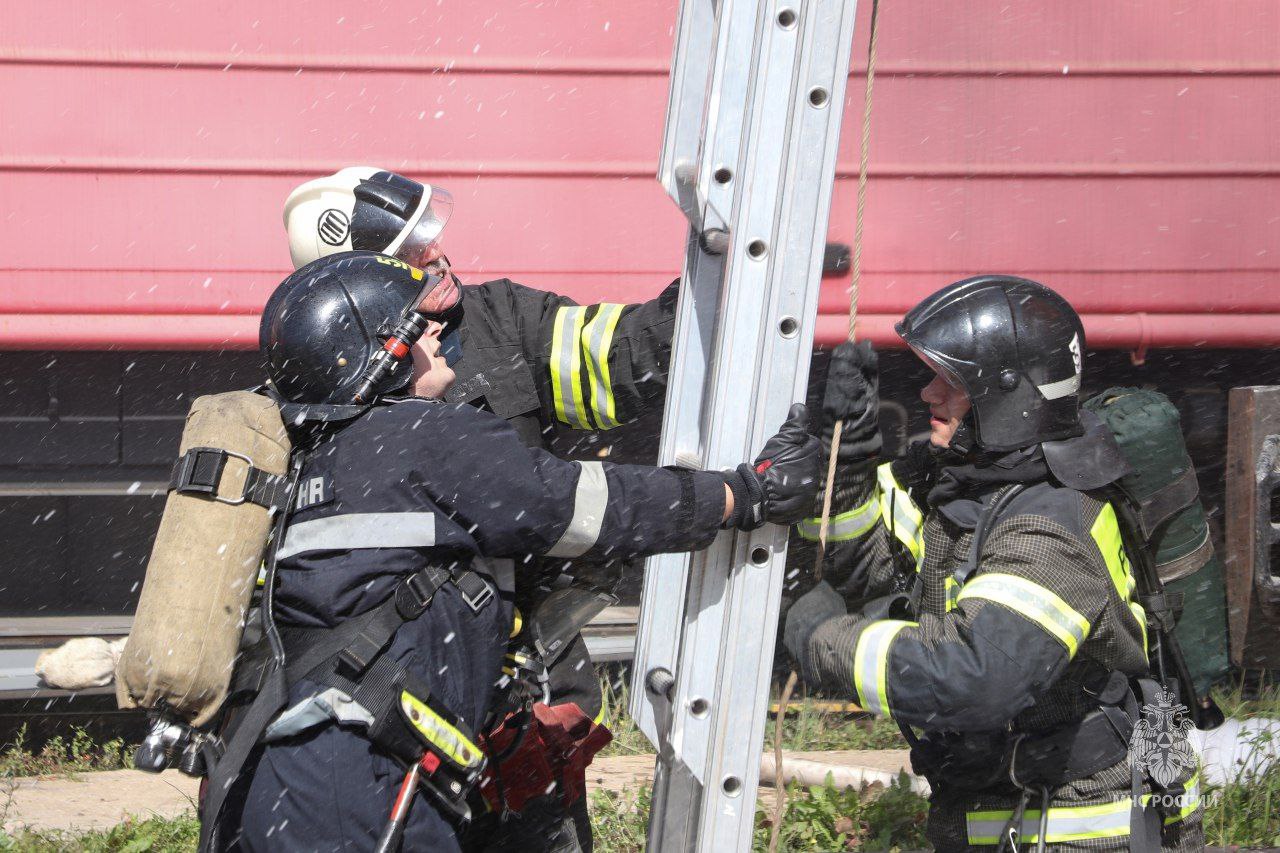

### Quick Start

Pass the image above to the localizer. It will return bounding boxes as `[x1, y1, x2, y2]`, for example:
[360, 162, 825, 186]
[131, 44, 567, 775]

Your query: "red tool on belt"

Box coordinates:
[372, 752, 442, 853]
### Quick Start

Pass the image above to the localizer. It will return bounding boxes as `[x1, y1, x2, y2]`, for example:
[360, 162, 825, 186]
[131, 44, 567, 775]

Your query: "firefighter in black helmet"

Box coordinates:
[784, 276, 1203, 852]
[284, 168, 679, 848]
[209, 251, 821, 852]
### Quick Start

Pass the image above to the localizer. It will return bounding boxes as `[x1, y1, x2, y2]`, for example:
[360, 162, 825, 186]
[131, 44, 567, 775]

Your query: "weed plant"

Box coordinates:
[0, 814, 200, 852]
[588, 773, 928, 853]
[1, 725, 131, 779]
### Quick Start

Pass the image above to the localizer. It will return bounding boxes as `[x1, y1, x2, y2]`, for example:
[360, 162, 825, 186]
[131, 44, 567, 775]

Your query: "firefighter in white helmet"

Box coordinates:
[284, 168, 680, 851]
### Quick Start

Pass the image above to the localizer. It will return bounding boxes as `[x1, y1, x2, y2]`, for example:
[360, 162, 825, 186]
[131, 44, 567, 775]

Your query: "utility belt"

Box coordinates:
[910, 706, 1131, 798]
[276, 561, 497, 819]
[911, 669, 1194, 852]
[911, 669, 1183, 801]
[200, 557, 505, 849]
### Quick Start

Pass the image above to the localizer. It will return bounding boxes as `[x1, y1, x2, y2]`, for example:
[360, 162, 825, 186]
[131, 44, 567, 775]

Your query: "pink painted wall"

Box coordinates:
[0, 1, 1276, 349]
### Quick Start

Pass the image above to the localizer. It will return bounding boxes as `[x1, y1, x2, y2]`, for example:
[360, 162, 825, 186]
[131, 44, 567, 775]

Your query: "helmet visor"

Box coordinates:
[907, 344, 967, 394]
[391, 187, 454, 268]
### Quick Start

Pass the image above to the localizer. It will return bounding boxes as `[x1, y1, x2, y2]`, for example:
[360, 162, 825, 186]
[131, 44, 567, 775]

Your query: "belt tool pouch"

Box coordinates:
[1011, 711, 1133, 788]
[392, 675, 488, 821]
[1012, 670, 1136, 788]
[477, 701, 613, 814]
[912, 730, 1014, 793]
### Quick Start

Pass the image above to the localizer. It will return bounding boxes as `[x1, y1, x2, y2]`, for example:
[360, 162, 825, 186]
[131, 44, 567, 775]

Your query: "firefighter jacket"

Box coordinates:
[448, 278, 677, 446]
[795, 442, 1203, 852]
[445, 277, 679, 718]
[227, 397, 725, 852]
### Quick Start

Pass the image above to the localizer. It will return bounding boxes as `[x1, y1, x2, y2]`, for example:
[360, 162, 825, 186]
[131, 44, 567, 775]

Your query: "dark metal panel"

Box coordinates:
[0, 495, 159, 617]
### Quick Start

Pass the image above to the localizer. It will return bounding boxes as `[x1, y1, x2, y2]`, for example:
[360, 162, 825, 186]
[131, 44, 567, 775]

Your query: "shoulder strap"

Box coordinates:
[198, 450, 306, 853]
[1103, 488, 1223, 730]
[952, 484, 1027, 587]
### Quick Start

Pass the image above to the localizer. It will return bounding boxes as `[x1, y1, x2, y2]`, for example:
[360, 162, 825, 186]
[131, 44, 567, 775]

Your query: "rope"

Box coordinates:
[770, 1, 882, 849]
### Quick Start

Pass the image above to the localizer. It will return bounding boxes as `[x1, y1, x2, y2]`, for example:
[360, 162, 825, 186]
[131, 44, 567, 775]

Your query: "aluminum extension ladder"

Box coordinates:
[630, 0, 860, 849]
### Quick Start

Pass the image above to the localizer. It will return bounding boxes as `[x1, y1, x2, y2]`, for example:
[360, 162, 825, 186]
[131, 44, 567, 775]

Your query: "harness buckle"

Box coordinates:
[455, 572, 494, 613]
[170, 447, 259, 505]
[396, 572, 438, 620]
[172, 447, 229, 496]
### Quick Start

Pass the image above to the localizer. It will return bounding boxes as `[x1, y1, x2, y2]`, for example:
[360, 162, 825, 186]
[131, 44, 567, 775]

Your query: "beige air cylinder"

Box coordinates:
[116, 391, 291, 726]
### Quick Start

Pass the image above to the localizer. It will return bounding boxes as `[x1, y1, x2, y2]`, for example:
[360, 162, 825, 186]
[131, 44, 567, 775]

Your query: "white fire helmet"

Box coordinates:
[283, 167, 454, 269]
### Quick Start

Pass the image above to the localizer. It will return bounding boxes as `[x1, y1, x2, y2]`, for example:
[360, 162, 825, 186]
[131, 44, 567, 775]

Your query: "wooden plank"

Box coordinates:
[1224, 386, 1280, 668]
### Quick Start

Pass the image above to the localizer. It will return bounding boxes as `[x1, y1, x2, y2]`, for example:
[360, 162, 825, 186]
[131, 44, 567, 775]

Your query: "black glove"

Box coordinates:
[859, 592, 915, 623]
[821, 341, 882, 464]
[783, 580, 846, 679]
[722, 403, 822, 531]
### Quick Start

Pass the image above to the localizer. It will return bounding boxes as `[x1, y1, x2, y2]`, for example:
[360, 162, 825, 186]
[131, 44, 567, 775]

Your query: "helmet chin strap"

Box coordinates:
[947, 416, 977, 457]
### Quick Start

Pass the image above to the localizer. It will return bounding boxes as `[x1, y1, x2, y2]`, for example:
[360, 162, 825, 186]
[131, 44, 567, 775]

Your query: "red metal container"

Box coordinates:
[1, 1, 1277, 351]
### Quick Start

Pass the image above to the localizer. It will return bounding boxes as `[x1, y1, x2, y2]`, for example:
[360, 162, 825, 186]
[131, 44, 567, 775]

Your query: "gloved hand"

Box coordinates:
[859, 592, 915, 623]
[821, 341, 882, 464]
[783, 580, 846, 680]
[722, 403, 822, 531]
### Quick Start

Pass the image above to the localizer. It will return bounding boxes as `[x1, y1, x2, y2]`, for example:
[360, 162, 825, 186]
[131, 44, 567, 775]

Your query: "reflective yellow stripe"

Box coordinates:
[957, 573, 1091, 658]
[550, 306, 591, 429]
[1131, 601, 1148, 654]
[399, 691, 485, 770]
[969, 771, 1201, 844]
[510, 607, 524, 639]
[797, 494, 880, 542]
[1090, 503, 1134, 601]
[1090, 503, 1148, 657]
[876, 464, 923, 564]
[1162, 770, 1201, 824]
[852, 619, 914, 719]
[581, 303, 625, 430]
[967, 798, 1133, 844]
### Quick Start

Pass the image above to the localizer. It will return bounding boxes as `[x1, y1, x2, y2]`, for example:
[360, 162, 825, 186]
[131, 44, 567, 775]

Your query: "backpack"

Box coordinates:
[1084, 387, 1230, 699]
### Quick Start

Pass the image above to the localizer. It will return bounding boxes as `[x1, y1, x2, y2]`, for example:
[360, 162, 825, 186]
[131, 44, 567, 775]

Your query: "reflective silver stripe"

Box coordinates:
[551, 306, 591, 429]
[1037, 372, 1081, 401]
[277, 512, 436, 560]
[852, 619, 913, 718]
[546, 461, 609, 557]
[966, 798, 1132, 844]
[797, 494, 879, 542]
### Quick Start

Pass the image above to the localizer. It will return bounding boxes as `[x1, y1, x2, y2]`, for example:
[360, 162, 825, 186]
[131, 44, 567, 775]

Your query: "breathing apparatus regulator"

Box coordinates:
[352, 305, 432, 404]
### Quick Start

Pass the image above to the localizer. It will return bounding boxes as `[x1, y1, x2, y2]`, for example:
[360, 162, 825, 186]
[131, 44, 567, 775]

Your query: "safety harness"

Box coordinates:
[195, 442, 505, 852]
[901, 480, 1208, 853]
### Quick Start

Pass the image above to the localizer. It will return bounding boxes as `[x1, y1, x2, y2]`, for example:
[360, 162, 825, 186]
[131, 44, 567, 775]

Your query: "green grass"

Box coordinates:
[589, 773, 929, 853]
[1204, 759, 1280, 849]
[0, 814, 200, 852]
[0, 725, 131, 780]
[1201, 679, 1280, 849]
[1212, 676, 1280, 722]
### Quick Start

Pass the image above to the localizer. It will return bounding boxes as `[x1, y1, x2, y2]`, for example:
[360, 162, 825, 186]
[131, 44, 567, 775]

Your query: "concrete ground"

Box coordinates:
[2, 750, 913, 834]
